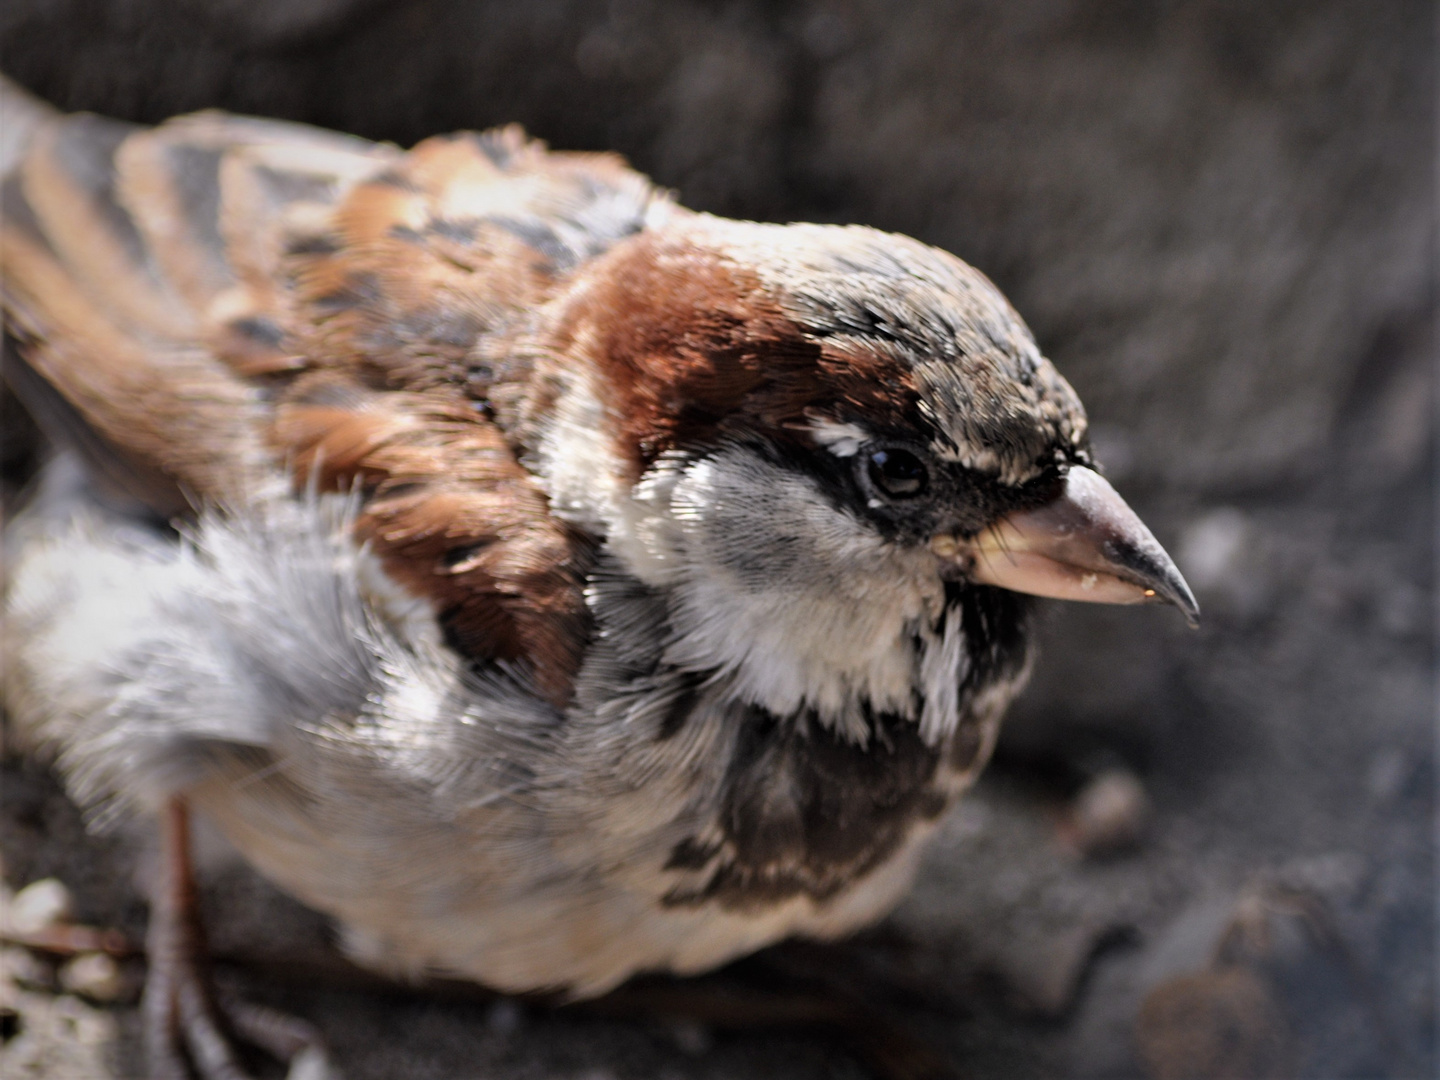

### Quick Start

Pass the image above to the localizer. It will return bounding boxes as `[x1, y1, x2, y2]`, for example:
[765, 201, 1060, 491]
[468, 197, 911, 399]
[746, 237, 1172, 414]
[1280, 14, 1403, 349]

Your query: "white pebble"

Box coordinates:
[6, 878, 73, 935]
[60, 952, 125, 1002]
[1071, 769, 1149, 855]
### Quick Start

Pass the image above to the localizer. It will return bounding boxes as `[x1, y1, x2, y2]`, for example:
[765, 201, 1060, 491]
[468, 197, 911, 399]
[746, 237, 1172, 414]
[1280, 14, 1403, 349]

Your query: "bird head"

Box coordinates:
[530, 214, 1196, 623]
[522, 215, 1195, 742]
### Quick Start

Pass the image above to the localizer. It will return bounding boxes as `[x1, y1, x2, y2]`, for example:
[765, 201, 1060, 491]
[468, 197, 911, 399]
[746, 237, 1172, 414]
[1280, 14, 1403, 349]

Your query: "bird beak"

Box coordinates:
[931, 466, 1200, 626]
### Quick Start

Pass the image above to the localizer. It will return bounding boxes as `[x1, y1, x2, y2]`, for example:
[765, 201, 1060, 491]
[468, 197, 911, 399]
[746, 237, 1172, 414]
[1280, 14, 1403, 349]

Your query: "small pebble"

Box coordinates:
[6, 878, 73, 935]
[287, 1044, 341, 1080]
[486, 997, 523, 1035]
[668, 1018, 712, 1055]
[1070, 768, 1149, 856]
[59, 952, 125, 1002]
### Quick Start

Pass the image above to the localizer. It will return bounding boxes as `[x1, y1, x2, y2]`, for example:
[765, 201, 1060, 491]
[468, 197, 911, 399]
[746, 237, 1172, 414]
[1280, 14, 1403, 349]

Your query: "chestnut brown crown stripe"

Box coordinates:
[546, 232, 923, 476]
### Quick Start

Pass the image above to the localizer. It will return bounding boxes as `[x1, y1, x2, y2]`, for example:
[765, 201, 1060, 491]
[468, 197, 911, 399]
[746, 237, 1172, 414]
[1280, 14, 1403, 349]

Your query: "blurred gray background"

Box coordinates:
[1, 1, 1433, 1078]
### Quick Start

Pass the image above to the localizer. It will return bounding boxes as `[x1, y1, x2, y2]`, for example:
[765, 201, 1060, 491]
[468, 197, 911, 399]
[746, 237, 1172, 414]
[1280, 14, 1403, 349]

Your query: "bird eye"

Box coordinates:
[866, 448, 929, 499]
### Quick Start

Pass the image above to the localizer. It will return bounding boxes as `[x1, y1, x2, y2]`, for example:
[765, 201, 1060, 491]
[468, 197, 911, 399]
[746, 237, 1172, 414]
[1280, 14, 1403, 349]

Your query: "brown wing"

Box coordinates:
[2, 108, 663, 704]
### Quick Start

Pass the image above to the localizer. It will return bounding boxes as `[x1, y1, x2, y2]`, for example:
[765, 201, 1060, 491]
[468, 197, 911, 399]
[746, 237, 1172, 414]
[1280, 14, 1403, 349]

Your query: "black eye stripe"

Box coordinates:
[750, 434, 1033, 542]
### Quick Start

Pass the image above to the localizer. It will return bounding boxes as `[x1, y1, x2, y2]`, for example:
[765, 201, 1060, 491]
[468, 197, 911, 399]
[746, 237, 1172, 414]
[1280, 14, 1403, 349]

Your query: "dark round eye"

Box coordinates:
[866, 448, 929, 499]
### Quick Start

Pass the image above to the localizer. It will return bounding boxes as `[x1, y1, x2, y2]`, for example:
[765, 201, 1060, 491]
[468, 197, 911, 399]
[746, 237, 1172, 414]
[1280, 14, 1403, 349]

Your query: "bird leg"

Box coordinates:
[143, 796, 333, 1080]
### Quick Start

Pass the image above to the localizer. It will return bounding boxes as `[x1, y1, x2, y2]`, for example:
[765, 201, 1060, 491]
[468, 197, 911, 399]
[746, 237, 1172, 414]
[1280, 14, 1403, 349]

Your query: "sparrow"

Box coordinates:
[0, 98, 1197, 1078]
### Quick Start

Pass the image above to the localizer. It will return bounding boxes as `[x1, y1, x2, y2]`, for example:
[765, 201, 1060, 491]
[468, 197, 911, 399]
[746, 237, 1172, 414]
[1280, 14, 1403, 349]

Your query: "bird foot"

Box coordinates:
[146, 973, 334, 1080]
[144, 796, 337, 1079]
[144, 968, 335, 1080]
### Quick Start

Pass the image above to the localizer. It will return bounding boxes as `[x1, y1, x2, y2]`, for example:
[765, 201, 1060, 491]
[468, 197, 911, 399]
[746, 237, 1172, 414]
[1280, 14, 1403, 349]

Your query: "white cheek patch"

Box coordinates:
[535, 389, 980, 745]
[808, 417, 870, 458]
[661, 448, 946, 743]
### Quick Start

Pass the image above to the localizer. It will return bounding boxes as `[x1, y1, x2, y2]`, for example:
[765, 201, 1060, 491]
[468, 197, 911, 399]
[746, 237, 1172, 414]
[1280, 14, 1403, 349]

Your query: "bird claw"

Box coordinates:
[218, 991, 335, 1076]
[144, 965, 337, 1080]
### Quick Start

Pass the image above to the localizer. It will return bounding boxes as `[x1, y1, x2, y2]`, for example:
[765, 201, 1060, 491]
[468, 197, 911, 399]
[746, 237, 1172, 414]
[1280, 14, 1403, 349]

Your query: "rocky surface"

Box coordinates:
[1, 1, 1433, 1077]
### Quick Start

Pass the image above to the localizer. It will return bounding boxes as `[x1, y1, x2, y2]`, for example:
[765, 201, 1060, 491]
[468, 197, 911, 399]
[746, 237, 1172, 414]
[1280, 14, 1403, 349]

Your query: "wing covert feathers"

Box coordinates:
[2, 106, 663, 702]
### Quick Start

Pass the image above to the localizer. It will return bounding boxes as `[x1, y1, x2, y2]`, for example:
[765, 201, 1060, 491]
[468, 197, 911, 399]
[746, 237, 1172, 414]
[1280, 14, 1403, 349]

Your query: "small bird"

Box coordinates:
[1, 97, 1196, 1077]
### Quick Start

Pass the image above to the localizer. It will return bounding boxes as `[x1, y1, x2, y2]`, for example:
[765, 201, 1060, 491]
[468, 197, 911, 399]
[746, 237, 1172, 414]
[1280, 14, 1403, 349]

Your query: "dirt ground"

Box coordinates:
[0, 1, 1433, 1077]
